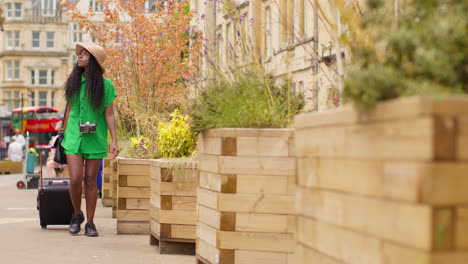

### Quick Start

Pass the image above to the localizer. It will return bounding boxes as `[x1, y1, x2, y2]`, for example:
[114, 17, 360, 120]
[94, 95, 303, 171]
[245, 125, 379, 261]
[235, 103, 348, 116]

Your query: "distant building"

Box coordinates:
[0, 0, 71, 116]
[191, 0, 352, 111]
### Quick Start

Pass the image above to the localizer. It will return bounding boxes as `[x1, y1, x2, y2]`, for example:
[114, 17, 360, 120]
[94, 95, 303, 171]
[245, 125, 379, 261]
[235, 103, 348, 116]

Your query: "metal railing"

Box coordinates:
[23, 9, 64, 24]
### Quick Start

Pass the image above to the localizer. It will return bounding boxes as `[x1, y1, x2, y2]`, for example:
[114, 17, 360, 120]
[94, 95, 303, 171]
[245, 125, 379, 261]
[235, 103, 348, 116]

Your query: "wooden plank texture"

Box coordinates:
[117, 221, 150, 235]
[219, 156, 295, 176]
[296, 187, 433, 250]
[118, 187, 150, 199]
[218, 231, 294, 252]
[116, 210, 150, 221]
[218, 193, 295, 214]
[295, 117, 433, 160]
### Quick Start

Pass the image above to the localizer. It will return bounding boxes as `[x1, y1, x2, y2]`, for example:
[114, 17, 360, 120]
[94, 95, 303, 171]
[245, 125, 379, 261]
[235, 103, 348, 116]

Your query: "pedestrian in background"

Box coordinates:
[46, 121, 66, 177]
[7, 138, 23, 162]
[61, 43, 119, 237]
[12, 129, 26, 149]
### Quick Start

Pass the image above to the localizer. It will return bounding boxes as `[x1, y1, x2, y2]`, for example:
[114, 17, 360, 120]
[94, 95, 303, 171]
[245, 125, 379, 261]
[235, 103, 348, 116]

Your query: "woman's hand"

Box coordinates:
[111, 142, 119, 159]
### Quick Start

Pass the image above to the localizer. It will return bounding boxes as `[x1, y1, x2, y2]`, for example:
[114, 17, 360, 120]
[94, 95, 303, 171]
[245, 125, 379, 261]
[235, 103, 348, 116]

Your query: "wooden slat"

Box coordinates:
[219, 156, 295, 176]
[116, 210, 150, 221]
[295, 117, 433, 160]
[297, 217, 381, 264]
[296, 187, 433, 250]
[119, 175, 150, 187]
[218, 231, 294, 252]
[153, 181, 198, 196]
[117, 221, 150, 235]
[218, 193, 295, 214]
[118, 186, 150, 199]
[235, 213, 290, 233]
[235, 250, 289, 264]
[125, 198, 150, 210]
[236, 137, 290, 157]
[155, 209, 196, 225]
[295, 95, 468, 129]
[198, 205, 221, 230]
[118, 163, 151, 176]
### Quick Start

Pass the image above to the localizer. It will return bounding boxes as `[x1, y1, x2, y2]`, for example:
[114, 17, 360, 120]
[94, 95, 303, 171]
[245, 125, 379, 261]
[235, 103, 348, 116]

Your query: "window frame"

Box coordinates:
[38, 70, 48, 85]
[46, 32, 55, 49]
[41, 0, 57, 17]
[32, 31, 41, 48]
[38, 91, 48, 106]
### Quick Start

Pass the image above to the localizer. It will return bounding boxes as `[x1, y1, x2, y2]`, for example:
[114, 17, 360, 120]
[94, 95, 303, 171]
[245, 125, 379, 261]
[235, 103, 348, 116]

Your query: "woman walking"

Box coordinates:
[61, 43, 119, 236]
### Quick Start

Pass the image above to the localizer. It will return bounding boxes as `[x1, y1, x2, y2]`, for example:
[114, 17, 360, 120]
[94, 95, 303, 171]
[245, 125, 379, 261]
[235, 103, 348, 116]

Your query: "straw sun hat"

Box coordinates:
[75, 43, 107, 73]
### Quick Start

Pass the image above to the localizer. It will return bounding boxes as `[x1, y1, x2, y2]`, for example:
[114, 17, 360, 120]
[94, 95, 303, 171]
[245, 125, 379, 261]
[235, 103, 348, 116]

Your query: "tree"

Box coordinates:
[63, 0, 198, 138]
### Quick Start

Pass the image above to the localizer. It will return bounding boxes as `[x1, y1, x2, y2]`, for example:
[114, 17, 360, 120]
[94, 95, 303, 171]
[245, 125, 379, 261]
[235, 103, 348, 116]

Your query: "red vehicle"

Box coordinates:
[11, 106, 63, 148]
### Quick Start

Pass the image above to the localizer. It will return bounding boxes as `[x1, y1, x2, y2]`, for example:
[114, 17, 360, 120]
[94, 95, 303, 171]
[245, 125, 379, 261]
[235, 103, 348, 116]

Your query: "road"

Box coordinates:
[0, 173, 195, 264]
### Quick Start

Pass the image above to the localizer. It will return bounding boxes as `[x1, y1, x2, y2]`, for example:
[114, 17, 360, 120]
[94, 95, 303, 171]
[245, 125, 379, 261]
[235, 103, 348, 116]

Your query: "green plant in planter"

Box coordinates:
[157, 109, 196, 158]
[126, 135, 159, 159]
[344, 0, 467, 110]
[190, 70, 304, 132]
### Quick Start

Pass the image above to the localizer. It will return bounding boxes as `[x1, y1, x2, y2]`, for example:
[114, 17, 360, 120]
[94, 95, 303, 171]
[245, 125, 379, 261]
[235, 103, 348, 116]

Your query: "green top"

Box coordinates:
[62, 75, 117, 154]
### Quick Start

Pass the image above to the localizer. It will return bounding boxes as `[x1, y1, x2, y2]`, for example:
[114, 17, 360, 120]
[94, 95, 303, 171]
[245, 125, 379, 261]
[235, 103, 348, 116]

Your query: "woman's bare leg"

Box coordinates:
[83, 159, 101, 222]
[67, 154, 84, 214]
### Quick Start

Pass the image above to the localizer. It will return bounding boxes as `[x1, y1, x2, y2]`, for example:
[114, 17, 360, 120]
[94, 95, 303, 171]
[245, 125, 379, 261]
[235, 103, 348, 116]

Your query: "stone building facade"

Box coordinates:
[190, 0, 351, 112]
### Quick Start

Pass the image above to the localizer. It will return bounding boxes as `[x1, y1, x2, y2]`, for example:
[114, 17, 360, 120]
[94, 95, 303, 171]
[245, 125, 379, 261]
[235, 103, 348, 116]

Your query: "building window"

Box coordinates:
[39, 70, 48, 85]
[14, 3, 22, 17]
[51, 92, 55, 107]
[6, 31, 20, 49]
[90, 0, 103, 12]
[51, 70, 55, 85]
[32, 31, 40, 48]
[14, 91, 21, 108]
[42, 0, 57, 16]
[144, 0, 157, 12]
[30, 92, 36, 106]
[31, 71, 35, 85]
[6, 3, 22, 18]
[46, 32, 55, 48]
[72, 24, 83, 43]
[14, 61, 20, 80]
[264, 7, 272, 58]
[280, 0, 294, 44]
[5, 61, 20, 80]
[39, 92, 48, 106]
[294, 0, 305, 39]
[5, 92, 12, 112]
[6, 3, 12, 17]
[6, 62, 12, 80]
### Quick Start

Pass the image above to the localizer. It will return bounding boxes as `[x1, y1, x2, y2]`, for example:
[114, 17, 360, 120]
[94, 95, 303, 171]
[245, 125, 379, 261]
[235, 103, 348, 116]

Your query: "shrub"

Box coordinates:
[126, 136, 159, 159]
[344, 0, 468, 110]
[157, 109, 196, 158]
[190, 70, 304, 132]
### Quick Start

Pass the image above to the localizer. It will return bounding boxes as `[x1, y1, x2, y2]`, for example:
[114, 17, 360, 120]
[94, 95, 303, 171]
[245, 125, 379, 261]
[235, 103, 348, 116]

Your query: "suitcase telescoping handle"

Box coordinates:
[38, 146, 52, 192]
[49, 180, 68, 186]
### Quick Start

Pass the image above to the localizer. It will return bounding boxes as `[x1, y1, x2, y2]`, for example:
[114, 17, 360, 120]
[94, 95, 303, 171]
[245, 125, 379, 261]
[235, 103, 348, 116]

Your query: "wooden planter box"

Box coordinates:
[102, 157, 116, 207]
[294, 95, 468, 264]
[116, 158, 152, 234]
[196, 128, 296, 264]
[0, 161, 23, 174]
[149, 159, 198, 254]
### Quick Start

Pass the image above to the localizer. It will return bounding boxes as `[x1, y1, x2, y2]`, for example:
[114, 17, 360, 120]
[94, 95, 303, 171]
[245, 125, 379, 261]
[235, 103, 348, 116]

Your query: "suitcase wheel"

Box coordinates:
[16, 181, 25, 189]
[41, 225, 47, 229]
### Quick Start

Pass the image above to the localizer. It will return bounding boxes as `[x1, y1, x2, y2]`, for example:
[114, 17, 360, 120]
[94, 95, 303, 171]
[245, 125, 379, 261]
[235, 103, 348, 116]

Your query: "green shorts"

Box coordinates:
[64, 148, 107, 159]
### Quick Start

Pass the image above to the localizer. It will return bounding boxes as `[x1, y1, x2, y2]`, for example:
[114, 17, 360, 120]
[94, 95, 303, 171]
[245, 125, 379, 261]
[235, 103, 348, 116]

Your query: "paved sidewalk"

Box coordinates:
[0, 173, 195, 264]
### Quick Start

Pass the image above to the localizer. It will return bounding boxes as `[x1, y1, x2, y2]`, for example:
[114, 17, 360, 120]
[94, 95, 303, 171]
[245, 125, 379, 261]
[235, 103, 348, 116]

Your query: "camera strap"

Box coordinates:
[77, 87, 99, 126]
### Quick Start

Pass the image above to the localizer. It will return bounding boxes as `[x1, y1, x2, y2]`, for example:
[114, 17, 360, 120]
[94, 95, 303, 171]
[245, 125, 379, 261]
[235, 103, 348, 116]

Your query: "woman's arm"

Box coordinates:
[104, 103, 119, 159]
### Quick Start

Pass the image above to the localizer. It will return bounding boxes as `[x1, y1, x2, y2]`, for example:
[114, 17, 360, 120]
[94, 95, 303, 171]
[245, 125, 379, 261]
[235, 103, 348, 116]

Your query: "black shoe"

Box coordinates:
[69, 212, 85, 235]
[85, 222, 99, 237]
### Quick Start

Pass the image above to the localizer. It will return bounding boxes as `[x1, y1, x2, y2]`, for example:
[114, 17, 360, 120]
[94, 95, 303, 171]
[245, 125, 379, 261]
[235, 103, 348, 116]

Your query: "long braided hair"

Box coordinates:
[65, 55, 104, 110]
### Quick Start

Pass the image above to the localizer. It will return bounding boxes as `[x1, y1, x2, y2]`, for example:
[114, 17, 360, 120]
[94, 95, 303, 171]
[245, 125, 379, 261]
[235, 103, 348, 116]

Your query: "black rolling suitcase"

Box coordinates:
[37, 147, 74, 229]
